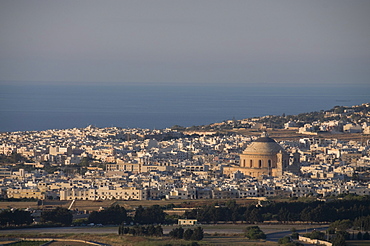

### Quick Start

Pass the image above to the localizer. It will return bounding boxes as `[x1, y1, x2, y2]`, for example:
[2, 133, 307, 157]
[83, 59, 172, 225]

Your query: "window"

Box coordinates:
[258, 160, 262, 168]
[268, 160, 272, 168]
[250, 160, 253, 168]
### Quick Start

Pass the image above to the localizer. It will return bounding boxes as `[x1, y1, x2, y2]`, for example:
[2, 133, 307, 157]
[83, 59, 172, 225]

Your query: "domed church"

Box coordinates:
[223, 132, 300, 178]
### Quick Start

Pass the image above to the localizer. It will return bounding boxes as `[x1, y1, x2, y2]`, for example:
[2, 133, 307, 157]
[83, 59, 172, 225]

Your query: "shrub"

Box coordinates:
[291, 232, 299, 239]
[278, 236, 291, 244]
[244, 226, 266, 239]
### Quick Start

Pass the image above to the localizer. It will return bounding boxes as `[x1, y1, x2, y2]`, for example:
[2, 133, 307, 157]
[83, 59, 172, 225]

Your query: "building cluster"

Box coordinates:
[209, 103, 370, 136]
[296, 120, 370, 135]
[1, 107, 370, 202]
[288, 104, 370, 135]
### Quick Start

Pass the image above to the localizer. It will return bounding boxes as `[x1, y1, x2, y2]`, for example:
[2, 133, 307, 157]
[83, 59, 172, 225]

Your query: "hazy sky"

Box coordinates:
[1, 0, 369, 85]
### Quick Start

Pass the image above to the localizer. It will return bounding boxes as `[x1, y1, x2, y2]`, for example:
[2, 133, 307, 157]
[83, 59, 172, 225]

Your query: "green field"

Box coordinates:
[0, 223, 331, 246]
[0, 234, 279, 246]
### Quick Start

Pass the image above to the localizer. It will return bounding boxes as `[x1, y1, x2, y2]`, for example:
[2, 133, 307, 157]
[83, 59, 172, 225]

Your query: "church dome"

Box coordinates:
[242, 133, 286, 155]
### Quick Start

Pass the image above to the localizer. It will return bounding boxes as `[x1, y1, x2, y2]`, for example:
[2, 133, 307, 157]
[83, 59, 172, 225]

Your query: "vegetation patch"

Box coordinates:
[243, 226, 266, 239]
[6, 241, 47, 246]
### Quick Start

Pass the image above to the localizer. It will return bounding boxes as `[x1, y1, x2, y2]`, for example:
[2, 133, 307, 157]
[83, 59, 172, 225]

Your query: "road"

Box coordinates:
[266, 226, 329, 246]
[266, 226, 328, 242]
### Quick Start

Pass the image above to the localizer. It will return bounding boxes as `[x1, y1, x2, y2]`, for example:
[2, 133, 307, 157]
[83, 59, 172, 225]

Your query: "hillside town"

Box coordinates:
[1, 103, 369, 202]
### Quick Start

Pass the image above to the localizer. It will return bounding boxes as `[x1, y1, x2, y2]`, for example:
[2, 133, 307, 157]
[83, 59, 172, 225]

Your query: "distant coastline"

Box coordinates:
[1, 82, 369, 132]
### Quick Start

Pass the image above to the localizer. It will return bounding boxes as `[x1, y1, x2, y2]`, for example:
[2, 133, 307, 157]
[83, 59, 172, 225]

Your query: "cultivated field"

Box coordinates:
[0, 224, 330, 246]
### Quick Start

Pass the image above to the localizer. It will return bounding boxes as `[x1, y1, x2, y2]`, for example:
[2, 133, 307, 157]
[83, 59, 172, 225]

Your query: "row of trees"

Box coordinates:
[0, 205, 167, 228]
[169, 227, 204, 241]
[0, 207, 74, 228]
[354, 215, 370, 231]
[4, 196, 370, 228]
[184, 197, 370, 224]
[88, 205, 166, 225]
[88, 205, 128, 225]
[42, 197, 370, 227]
[0, 209, 33, 226]
[118, 225, 163, 237]
[134, 205, 166, 224]
[117, 224, 204, 242]
[0, 207, 72, 227]
[41, 207, 73, 226]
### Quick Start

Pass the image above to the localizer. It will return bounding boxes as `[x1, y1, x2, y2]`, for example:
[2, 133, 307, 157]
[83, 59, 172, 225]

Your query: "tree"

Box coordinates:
[225, 200, 237, 210]
[155, 225, 163, 237]
[291, 231, 299, 240]
[300, 207, 312, 222]
[0, 209, 33, 226]
[307, 230, 325, 240]
[191, 227, 204, 241]
[169, 227, 184, 239]
[0, 152, 30, 164]
[89, 205, 128, 225]
[134, 205, 145, 223]
[183, 228, 193, 240]
[311, 204, 336, 222]
[354, 215, 370, 231]
[118, 224, 125, 235]
[278, 208, 290, 223]
[12, 210, 33, 226]
[79, 156, 92, 167]
[148, 224, 156, 236]
[41, 207, 72, 226]
[246, 208, 263, 223]
[278, 236, 291, 244]
[330, 220, 353, 232]
[332, 233, 346, 246]
[363, 231, 370, 240]
[134, 205, 165, 224]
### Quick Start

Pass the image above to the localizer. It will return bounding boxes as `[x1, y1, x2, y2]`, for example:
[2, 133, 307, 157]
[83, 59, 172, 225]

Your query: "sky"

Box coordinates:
[0, 0, 369, 86]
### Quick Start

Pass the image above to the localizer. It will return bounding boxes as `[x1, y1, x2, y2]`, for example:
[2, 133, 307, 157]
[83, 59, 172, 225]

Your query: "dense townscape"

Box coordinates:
[0, 103, 370, 246]
[1, 103, 369, 202]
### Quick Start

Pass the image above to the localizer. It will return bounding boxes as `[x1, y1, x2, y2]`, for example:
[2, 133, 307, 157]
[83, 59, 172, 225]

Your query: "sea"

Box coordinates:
[0, 82, 369, 132]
